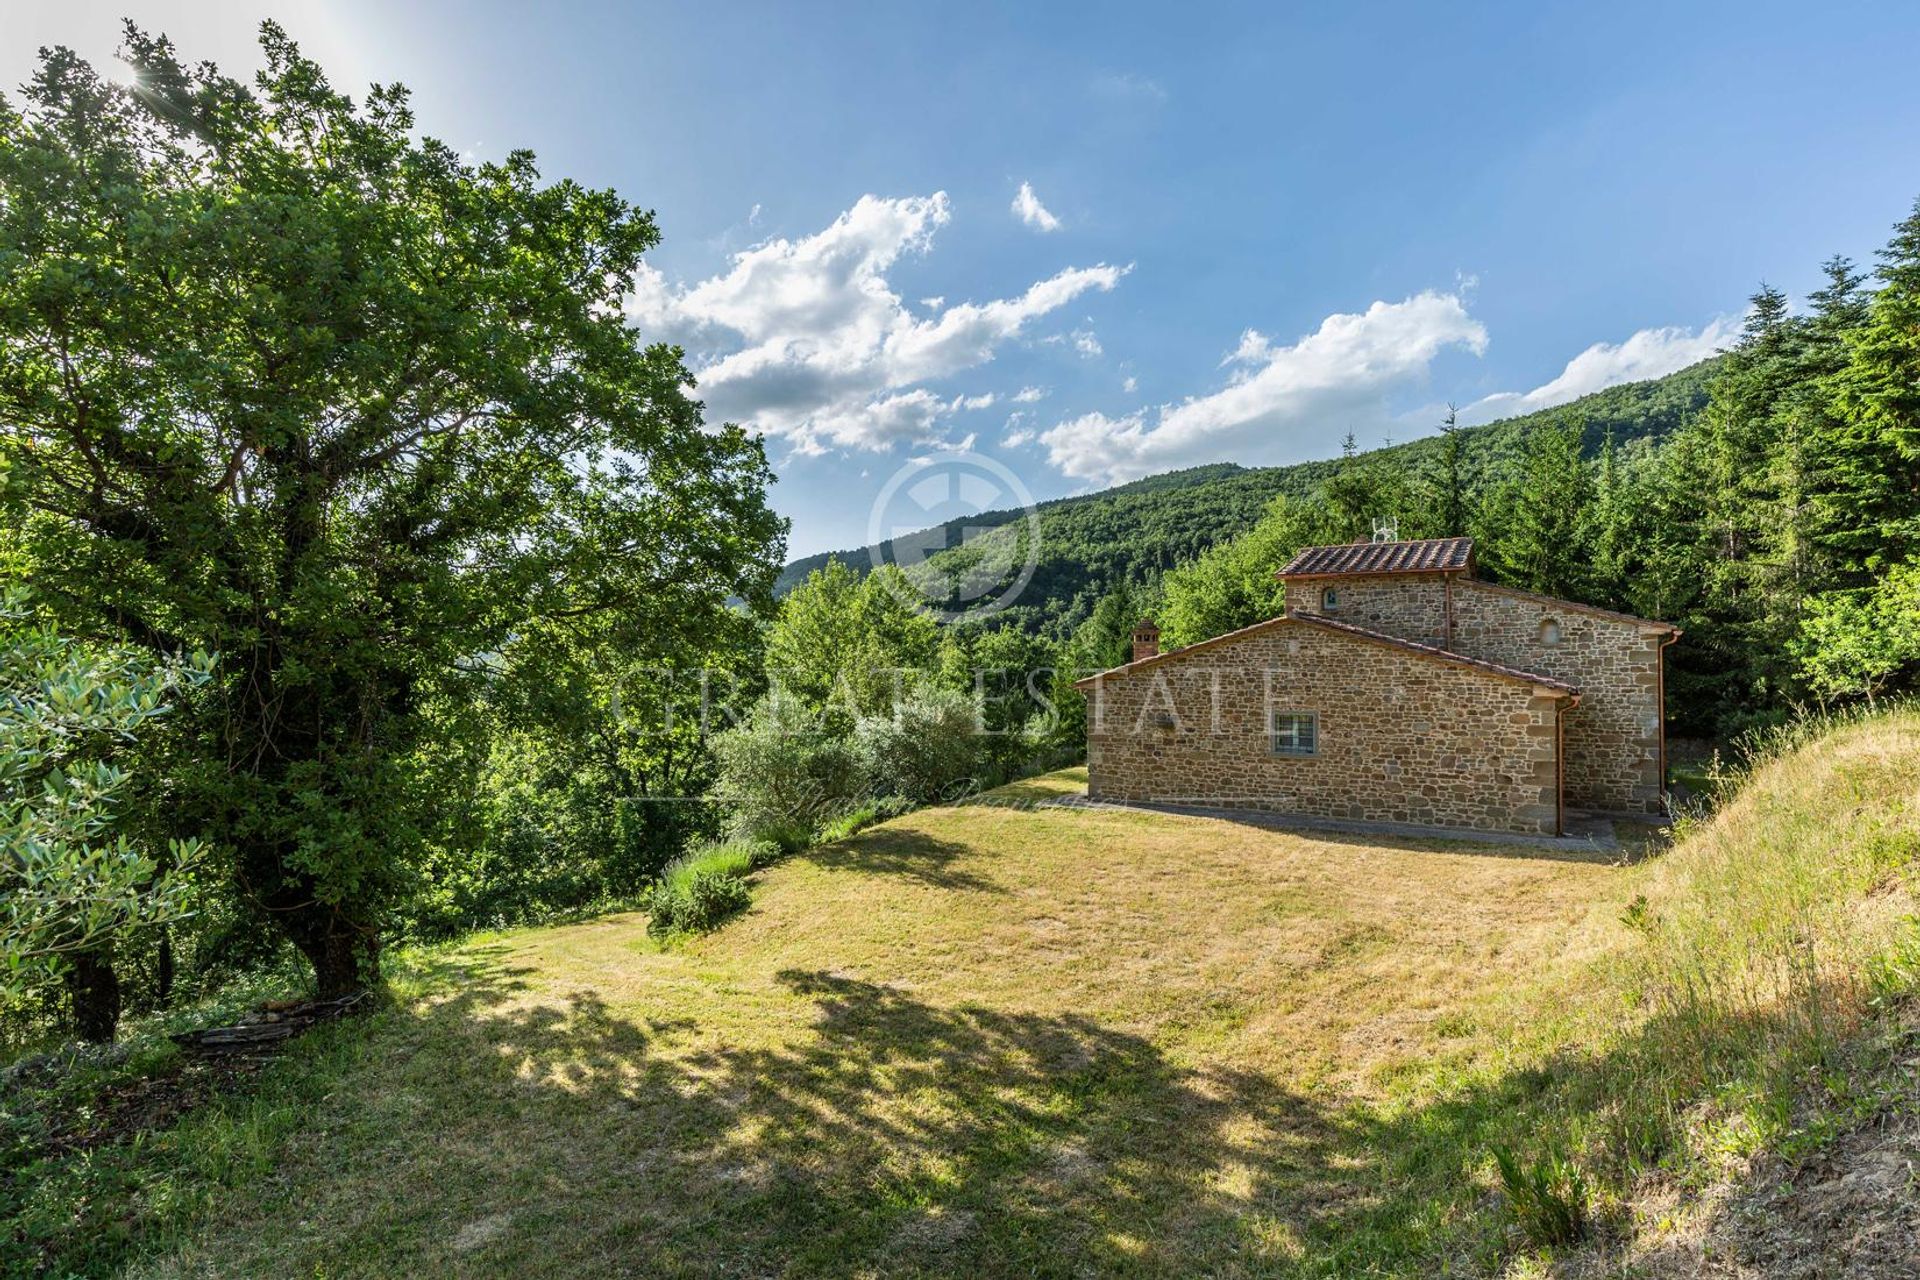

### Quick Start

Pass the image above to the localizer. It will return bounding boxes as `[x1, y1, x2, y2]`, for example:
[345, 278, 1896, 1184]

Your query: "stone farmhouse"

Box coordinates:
[1075, 536, 1680, 836]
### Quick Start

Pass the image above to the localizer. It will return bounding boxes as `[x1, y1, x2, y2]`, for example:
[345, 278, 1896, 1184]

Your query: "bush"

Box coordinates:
[1492, 1144, 1587, 1248]
[853, 686, 987, 804]
[733, 838, 784, 870]
[711, 700, 865, 849]
[643, 843, 755, 936]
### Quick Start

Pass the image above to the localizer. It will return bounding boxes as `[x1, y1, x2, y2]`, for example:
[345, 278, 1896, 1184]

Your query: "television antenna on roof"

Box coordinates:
[1371, 517, 1399, 543]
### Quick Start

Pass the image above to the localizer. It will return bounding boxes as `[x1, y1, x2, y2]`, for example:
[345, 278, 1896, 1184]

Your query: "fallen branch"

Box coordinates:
[169, 990, 370, 1053]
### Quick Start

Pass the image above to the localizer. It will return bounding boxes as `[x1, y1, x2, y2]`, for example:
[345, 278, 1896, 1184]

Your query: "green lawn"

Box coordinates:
[112, 775, 1636, 1279]
[18, 715, 1915, 1278]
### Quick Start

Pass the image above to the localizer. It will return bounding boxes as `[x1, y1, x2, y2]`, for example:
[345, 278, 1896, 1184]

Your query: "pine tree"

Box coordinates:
[1820, 202, 1920, 577]
[1429, 405, 1473, 537]
[1480, 420, 1593, 598]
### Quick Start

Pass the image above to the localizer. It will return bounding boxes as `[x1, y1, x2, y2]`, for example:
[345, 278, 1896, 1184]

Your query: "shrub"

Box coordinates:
[814, 795, 915, 845]
[644, 847, 753, 936]
[672, 869, 750, 933]
[711, 699, 865, 848]
[853, 686, 987, 804]
[1491, 1143, 1587, 1248]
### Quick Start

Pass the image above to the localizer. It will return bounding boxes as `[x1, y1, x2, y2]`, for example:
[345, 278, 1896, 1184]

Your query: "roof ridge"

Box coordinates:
[1277, 535, 1475, 579]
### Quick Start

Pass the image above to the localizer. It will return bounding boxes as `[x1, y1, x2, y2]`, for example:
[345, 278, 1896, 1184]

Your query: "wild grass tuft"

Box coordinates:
[1491, 1143, 1587, 1248]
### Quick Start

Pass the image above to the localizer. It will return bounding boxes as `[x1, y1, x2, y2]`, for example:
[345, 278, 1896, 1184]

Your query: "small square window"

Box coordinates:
[1539, 618, 1562, 646]
[1321, 587, 1340, 611]
[1269, 710, 1318, 757]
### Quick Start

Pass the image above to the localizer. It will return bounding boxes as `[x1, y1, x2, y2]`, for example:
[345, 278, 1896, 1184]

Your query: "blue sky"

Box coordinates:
[8, 2, 1920, 557]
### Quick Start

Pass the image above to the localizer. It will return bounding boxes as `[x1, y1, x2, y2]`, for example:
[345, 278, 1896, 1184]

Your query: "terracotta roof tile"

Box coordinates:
[1277, 536, 1474, 578]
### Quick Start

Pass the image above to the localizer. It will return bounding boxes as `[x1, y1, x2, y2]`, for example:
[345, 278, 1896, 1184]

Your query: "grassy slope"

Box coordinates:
[28, 715, 1914, 1278]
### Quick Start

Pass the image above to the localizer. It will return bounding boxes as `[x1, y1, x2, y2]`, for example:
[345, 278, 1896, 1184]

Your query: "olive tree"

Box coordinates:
[1, 588, 211, 1039]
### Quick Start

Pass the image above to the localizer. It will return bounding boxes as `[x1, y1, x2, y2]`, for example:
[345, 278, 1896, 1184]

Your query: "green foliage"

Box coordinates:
[710, 699, 867, 849]
[732, 838, 786, 870]
[766, 560, 938, 726]
[853, 685, 988, 805]
[815, 795, 915, 844]
[1160, 494, 1330, 647]
[1795, 560, 1920, 706]
[1477, 420, 1594, 598]
[403, 613, 765, 941]
[0, 27, 783, 993]
[1047, 579, 1154, 748]
[643, 846, 753, 936]
[0, 588, 212, 1035]
[1490, 1143, 1587, 1249]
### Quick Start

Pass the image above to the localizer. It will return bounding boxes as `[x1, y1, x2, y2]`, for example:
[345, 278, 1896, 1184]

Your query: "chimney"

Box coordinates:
[1131, 618, 1160, 663]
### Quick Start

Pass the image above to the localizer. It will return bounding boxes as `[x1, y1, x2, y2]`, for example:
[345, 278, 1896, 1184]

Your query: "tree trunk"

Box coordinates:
[155, 924, 175, 1009]
[65, 949, 122, 1043]
[282, 907, 381, 999]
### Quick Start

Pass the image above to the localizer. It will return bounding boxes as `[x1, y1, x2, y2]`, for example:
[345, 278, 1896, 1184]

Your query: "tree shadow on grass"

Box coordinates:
[804, 826, 1006, 894]
[149, 951, 1369, 1278]
[140, 945, 1890, 1280]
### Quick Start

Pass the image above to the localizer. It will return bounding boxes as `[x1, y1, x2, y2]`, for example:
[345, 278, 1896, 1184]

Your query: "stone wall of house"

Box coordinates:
[1084, 621, 1566, 835]
[1284, 574, 1449, 646]
[1284, 571, 1670, 815]
[1448, 581, 1666, 815]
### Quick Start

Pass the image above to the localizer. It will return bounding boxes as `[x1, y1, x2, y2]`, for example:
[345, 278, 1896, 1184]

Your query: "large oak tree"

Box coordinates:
[0, 25, 784, 995]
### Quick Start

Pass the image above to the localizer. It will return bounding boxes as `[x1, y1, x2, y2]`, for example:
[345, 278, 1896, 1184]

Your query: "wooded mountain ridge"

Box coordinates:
[776, 358, 1720, 636]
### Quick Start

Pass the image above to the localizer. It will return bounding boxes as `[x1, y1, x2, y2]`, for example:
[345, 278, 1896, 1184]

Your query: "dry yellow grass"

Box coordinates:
[132, 775, 1640, 1279]
[123, 714, 1920, 1277]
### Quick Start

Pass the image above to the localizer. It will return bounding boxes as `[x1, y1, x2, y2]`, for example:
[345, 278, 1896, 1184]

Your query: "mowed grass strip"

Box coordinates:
[133, 772, 1630, 1278]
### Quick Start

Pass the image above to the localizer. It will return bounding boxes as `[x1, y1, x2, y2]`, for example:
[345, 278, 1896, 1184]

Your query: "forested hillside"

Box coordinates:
[778, 358, 1719, 635]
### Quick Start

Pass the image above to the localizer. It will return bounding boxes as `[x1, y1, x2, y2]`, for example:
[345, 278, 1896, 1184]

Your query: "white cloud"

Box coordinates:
[1465, 317, 1737, 422]
[1013, 386, 1047, 403]
[1046, 327, 1104, 358]
[1039, 291, 1486, 485]
[627, 193, 1124, 452]
[1090, 71, 1169, 104]
[949, 392, 997, 412]
[1012, 181, 1062, 232]
[1222, 328, 1274, 368]
[1122, 374, 1138, 394]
